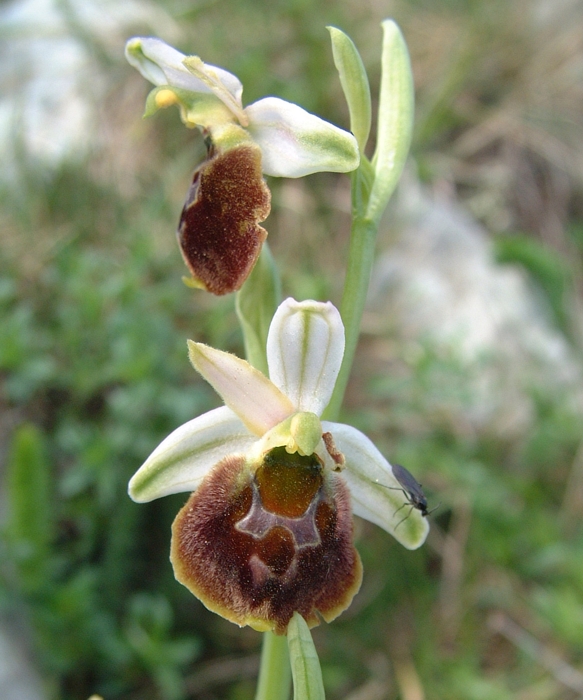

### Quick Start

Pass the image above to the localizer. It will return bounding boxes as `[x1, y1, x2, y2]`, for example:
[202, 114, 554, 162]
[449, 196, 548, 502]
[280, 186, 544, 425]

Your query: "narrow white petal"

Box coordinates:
[188, 341, 295, 436]
[267, 299, 344, 416]
[323, 422, 430, 549]
[129, 406, 255, 502]
[245, 97, 359, 177]
[182, 56, 245, 123]
[191, 62, 243, 107]
[126, 37, 243, 107]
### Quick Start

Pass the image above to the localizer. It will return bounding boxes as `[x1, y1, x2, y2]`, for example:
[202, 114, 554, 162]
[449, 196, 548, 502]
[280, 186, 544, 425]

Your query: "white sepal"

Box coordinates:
[267, 298, 344, 416]
[322, 421, 429, 549]
[245, 97, 360, 177]
[129, 407, 255, 502]
[125, 37, 243, 108]
[127, 37, 206, 91]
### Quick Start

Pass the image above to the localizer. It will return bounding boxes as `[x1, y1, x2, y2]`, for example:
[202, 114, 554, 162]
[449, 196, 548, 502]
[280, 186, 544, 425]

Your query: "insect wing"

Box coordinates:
[392, 463, 428, 514]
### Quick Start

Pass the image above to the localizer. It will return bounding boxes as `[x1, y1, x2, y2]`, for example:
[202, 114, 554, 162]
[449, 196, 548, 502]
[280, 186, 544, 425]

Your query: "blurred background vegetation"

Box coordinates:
[1, 0, 583, 698]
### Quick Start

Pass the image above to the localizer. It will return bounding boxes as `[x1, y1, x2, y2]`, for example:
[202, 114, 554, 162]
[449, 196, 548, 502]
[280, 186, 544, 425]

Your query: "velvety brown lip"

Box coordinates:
[170, 449, 362, 634]
[177, 143, 271, 295]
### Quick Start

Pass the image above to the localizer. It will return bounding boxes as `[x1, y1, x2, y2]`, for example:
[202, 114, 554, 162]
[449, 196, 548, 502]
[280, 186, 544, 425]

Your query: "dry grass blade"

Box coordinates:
[489, 612, 583, 695]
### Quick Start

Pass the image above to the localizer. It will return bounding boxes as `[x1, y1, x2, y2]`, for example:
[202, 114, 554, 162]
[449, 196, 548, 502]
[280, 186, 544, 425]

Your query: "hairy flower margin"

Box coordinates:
[129, 298, 429, 634]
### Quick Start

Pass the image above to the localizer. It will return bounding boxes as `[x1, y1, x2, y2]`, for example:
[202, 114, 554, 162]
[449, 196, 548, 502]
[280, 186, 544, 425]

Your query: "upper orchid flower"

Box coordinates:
[125, 38, 360, 295]
[129, 298, 429, 634]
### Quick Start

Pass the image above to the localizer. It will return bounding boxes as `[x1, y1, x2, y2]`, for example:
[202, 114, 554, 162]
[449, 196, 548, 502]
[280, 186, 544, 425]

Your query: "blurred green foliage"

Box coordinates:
[2, 0, 583, 698]
[1, 205, 213, 697]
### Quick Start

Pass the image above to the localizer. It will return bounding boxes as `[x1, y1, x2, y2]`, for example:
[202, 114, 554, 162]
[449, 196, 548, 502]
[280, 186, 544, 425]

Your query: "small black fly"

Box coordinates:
[380, 463, 439, 528]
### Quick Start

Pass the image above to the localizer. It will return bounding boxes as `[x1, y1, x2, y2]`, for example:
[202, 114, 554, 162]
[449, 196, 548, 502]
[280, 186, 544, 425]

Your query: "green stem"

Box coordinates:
[255, 631, 291, 700]
[323, 172, 378, 422]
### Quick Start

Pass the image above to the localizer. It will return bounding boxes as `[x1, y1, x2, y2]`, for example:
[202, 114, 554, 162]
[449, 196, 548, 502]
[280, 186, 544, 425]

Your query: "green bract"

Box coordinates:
[367, 20, 414, 223]
[327, 26, 372, 154]
[288, 613, 325, 700]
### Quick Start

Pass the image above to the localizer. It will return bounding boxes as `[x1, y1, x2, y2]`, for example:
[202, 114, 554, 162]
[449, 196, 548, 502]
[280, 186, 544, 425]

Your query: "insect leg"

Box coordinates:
[395, 506, 415, 529]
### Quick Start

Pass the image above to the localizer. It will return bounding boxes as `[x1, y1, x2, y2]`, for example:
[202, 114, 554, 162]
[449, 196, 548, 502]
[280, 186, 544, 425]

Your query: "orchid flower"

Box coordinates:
[125, 37, 359, 178]
[125, 38, 360, 295]
[129, 298, 429, 634]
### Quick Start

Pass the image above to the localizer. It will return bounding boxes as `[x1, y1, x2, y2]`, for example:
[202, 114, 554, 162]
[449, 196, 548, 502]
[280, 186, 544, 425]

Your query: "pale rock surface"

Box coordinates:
[367, 176, 583, 437]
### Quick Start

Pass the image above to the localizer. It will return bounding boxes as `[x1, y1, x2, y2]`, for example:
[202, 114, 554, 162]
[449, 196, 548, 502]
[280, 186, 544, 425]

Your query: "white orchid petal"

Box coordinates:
[183, 56, 245, 122]
[188, 341, 295, 436]
[267, 299, 344, 416]
[129, 407, 255, 503]
[203, 63, 243, 106]
[245, 97, 360, 177]
[126, 37, 243, 106]
[323, 422, 429, 549]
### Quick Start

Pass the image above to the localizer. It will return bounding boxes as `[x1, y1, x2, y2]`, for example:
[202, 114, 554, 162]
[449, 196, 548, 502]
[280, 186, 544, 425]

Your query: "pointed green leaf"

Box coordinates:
[287, 613, 325, 700]
[367, 20, 414, 224]
[327, 26, 372, 153]
[236, 243, 281, 375]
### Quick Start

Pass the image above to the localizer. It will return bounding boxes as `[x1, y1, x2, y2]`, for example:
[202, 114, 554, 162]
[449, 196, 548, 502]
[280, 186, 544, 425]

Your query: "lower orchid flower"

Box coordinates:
[129, 298, 429, 634]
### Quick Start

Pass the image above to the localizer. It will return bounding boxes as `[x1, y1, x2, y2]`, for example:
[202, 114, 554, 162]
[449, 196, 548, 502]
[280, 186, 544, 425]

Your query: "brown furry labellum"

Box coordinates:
[170, 446, 363, 634]
[177, 142, 271, 295]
